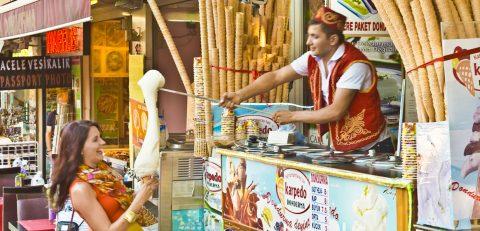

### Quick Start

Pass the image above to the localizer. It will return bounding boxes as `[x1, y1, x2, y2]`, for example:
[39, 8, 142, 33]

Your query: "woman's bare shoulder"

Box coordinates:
[70, 181, 95, 201]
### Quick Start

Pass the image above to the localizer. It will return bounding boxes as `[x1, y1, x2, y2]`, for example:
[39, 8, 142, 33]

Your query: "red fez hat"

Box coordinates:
[312, 6, 347, 31]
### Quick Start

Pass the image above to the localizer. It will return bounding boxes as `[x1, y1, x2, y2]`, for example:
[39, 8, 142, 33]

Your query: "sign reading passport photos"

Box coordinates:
[0, 56, 73, 90]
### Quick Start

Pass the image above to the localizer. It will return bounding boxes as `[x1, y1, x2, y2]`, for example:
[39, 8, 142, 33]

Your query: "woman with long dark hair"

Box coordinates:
[47, 120, 158, 230]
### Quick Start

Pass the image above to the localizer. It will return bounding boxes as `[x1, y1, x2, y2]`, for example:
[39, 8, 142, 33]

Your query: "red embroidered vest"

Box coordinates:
[308, 43, 386, 151]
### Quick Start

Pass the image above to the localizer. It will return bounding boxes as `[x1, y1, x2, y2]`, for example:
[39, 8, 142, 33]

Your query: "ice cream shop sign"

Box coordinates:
[280, 168, 312, 230]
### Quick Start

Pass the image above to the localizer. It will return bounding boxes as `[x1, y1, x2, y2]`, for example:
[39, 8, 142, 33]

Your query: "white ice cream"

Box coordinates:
[352, 185, 388, 231]
[471, 132, 480, 142]
[474, 106, 480, 123]
[133, 70, 165, 178]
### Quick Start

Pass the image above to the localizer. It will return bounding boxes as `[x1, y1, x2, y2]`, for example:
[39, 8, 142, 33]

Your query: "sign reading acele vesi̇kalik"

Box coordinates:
[0, 57, 72, 90]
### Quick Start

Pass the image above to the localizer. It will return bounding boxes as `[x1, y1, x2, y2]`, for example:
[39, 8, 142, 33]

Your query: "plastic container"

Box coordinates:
[159, 115, 167, 149]
[31, 171, 45, 186]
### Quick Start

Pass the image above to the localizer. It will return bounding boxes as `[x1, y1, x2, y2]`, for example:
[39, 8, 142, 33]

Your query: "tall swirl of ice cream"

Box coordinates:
[134, 70, 165, 178]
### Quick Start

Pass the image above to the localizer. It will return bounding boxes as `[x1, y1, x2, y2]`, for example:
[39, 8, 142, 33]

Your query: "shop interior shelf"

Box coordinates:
[0, 141, 38, 175]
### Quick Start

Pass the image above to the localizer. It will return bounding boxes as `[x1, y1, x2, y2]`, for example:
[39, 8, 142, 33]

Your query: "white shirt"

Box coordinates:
[290, 44, 390, 151]
[290, 44, 373, 101]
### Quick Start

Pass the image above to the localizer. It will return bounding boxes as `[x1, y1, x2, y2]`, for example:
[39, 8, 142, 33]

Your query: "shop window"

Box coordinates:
[91, 19, 130, 147]
[93, 77, 130, 146]
[0, 90, 37, 142]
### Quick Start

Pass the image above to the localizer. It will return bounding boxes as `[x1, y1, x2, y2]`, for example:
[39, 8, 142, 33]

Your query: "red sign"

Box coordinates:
[46, 27, 81, 54]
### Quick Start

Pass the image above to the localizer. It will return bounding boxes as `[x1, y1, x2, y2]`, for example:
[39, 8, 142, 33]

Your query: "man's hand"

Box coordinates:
[273, 110, 296, 125]
[219, 92, 241, 109]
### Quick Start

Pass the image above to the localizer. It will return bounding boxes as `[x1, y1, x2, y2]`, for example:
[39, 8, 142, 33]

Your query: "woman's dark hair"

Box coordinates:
[47, 120, 100, 211]
[308, 19, 345, 44]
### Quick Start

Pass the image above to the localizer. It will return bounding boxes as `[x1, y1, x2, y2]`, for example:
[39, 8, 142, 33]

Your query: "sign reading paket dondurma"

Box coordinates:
[0, 56, 72, 90]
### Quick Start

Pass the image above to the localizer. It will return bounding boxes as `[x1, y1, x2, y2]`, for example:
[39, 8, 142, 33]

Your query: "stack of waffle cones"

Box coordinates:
[221, 108, 236, 140]
[193, 57, 208, 157]
[246, 119, 260, 138]
[370, 0, 480, 122]
[235, 121, 247, 141]
[401, 123, 418, 180]
[199, 0, 294, 104]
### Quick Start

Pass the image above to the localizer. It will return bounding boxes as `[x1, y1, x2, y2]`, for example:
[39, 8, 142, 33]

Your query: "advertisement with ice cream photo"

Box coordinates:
[442, 38, 480, 229]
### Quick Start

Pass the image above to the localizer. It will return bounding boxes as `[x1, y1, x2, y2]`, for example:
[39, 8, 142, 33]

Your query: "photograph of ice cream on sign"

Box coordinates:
[444, 38, 480, 228]
[416, 122, 453, 229]
[351, 184, 388, 231]
[461, 107, 480, 218]
[222, 157, 313, 231]
[223, 157, 263, 229]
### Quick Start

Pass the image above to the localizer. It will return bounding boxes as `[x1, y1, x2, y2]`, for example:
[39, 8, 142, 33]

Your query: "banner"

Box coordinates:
[443, 38, 480, 230]
[0, 0, 90, 39]
[130, 98, 147, 148]
[0, 56, 72, 90]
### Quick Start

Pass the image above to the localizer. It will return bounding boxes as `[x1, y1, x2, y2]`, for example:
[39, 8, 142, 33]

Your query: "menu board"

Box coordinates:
[311, 173, 329, 231]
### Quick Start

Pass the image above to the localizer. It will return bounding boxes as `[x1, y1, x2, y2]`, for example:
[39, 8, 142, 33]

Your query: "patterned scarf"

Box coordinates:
[77, 161, 156, 226]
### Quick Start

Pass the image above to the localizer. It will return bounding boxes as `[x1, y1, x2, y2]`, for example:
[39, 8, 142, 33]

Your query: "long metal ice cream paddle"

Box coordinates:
[159, 88, 273, 116]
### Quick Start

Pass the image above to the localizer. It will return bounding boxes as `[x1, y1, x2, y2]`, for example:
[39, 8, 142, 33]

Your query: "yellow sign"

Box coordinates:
[128, 55, 145, 102]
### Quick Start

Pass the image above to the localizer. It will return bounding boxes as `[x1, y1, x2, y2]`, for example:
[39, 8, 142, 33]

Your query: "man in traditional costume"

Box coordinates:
[220, 6, 392, 152]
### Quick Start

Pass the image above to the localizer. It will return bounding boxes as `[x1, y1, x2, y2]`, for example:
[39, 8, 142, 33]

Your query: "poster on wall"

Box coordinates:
[416, 122, 454, 229]
[329, 0, 388, 36]
[129, 98, 147, 148]
[91, 20, 129, 78]
[71, 57, 82, 120]
[94, 78, 128, 140]
[443, 38, 480, 229]
[128, 55, 145, 102]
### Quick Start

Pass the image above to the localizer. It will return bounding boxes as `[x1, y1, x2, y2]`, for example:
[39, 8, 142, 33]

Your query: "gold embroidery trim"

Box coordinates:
[334, 110, 385, 146]
[337, 109, 371, 143]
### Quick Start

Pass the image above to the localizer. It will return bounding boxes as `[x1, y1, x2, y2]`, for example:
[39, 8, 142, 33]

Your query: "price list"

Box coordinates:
[311, 173, 329, 231]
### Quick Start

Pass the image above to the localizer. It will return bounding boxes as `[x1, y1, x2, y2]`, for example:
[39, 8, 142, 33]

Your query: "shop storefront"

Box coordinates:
[196, 0, 414, 230]
[89, 0, 153, 174]
[0, 0, 91, 178]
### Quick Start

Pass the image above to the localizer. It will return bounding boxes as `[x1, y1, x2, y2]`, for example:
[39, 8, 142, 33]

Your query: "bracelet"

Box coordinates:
[123, 210, 138, 223]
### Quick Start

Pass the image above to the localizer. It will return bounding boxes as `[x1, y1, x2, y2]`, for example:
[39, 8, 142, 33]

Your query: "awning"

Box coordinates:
[0, 0, 91, 41]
